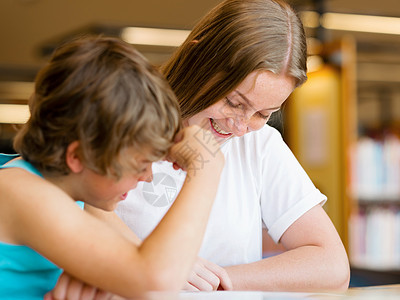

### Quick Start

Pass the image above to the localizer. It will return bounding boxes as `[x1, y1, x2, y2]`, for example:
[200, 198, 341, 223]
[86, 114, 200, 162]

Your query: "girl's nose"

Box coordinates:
[228, 115, 266, 137]
[228, 117, 248, 137]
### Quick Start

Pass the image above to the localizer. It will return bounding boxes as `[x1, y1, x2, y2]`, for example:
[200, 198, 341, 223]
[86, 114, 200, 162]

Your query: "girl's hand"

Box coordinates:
[182, 257, 233, 291]
[44, 272, 113, 300]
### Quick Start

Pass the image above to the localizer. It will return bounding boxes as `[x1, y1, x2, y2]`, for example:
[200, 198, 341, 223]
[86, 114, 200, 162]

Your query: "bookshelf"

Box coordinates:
[348, 41, 400, 272]
[285, 35, 400, 281]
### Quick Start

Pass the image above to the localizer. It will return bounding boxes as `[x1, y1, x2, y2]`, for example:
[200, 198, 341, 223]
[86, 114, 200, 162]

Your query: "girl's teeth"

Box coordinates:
[211, 119, 230, 135]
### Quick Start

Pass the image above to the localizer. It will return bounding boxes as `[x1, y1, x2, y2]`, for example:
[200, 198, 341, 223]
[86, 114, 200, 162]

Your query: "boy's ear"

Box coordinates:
[66, 141, 84, 173]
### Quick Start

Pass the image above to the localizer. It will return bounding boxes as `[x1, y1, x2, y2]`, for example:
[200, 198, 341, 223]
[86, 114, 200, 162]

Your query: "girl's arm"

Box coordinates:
[224, 205, 350, 292]
[44, 272, 112, 300]
[0, 126, 224, 298]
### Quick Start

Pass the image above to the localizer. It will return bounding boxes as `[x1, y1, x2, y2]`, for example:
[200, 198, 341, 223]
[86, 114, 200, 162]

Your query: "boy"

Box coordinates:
[0, 36, 224, 298]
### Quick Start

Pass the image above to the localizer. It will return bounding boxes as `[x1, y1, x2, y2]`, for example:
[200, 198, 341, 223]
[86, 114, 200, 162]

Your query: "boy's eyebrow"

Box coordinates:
[235, 90, 281, 111]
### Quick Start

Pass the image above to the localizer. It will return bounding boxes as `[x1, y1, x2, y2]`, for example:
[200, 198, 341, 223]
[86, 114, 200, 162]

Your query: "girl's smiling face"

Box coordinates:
[184, 71, 295, 144]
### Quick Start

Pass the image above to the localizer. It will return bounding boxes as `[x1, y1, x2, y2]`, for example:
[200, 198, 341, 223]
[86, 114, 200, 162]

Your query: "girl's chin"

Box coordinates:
[214, 136, 231, 145]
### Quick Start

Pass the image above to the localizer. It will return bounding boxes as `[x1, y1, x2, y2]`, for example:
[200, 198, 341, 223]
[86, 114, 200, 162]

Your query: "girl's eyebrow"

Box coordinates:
[235, 90, 281, 111]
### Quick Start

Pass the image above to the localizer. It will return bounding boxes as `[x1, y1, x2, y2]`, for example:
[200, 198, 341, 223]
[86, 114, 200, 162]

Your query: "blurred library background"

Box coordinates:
[1, 0, 399, 288]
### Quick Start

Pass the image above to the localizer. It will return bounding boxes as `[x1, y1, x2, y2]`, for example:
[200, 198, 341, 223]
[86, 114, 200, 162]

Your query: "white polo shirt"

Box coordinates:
[115, 125, 326, 266]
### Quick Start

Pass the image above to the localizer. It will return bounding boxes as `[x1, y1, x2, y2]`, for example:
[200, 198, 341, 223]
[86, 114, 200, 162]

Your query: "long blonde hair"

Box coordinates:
[162, 0, 307, 119]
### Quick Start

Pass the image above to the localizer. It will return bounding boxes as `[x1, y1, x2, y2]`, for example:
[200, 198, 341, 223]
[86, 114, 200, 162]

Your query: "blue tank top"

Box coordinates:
[0, 154, 84, 299]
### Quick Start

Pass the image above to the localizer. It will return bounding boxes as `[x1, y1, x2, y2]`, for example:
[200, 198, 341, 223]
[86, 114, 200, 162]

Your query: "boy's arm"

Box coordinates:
[84, 204, 141, 245]
[224, 205, 350, 292]
[1, 126, 225, 297]
[43, 206, 138, 300]
[84, 197, 233, 291]
[48, 256, 232, 300]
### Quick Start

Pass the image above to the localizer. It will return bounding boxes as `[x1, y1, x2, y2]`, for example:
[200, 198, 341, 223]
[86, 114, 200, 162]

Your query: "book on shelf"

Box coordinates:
[351, 133, 400, 202]
[349, 207, 400, 270]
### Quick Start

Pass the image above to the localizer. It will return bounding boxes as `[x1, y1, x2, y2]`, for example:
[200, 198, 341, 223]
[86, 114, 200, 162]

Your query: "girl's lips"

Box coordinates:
[209, 119, 232, 138]
[120, 192, 128, 200]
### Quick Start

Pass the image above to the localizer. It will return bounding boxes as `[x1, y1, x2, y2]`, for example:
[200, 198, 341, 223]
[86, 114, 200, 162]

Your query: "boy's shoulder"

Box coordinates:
[0, 154, 43, 178]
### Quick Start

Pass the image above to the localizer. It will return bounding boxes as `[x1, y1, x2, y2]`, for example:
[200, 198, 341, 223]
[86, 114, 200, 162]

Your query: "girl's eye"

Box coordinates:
[225, 97, 242, 109]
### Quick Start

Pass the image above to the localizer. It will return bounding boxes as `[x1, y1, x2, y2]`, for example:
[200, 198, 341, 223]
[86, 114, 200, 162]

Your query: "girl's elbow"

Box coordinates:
[331, 254, 351, 292]
[337, 265, 351, 292]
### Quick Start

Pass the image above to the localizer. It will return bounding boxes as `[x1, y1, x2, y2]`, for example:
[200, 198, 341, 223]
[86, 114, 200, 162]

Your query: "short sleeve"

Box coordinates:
[258, 127, 327, 243]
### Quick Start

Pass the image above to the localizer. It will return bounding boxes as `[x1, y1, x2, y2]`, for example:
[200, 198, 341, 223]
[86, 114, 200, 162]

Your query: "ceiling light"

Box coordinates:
[0, 104, 30, 124]
[321, 13, 400, 35]
[301, 11, 400, 35]
[300, 11, 320, 28]
[121, 27, 191, 47]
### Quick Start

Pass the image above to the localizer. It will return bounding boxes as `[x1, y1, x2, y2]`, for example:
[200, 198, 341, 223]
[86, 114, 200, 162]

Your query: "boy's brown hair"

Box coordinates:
[14, 35, 181, 179]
